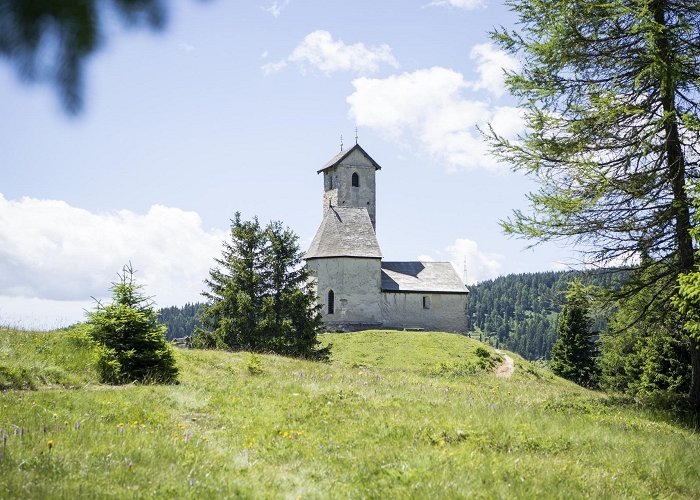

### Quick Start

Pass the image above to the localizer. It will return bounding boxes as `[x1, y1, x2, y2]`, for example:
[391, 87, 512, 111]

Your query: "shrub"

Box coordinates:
[87, 264, 178, 384]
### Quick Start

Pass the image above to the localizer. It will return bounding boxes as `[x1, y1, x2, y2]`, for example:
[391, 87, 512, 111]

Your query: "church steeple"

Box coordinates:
[316, 143, 381, 230]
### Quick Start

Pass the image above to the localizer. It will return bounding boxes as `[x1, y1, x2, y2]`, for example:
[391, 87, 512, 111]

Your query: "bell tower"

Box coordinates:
[317, 143, 381, 230]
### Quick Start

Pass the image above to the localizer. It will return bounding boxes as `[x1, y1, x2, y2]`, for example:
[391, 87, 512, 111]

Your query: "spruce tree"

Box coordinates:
[550, 282, 598, 387]
[194, 213, 329, 360]
[88, 264, 178, 384]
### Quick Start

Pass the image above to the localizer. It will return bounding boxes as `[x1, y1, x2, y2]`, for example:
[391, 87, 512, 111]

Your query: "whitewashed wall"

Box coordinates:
[307, 257, 382, 330]
[380, 292, 468, 333]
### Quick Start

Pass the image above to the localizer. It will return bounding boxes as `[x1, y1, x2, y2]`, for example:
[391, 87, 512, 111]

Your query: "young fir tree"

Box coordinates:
[550, 281, 598, 387]
[194, 213, 329, 360]
[88, 264, 178, 384]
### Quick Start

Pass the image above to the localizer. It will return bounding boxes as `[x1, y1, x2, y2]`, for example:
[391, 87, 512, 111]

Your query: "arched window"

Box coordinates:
[351, 172, 359, 187]
[327, 290, 335, 314]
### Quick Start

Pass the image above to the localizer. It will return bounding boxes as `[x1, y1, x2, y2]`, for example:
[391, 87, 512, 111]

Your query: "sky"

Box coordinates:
[0, 0, 579, 329]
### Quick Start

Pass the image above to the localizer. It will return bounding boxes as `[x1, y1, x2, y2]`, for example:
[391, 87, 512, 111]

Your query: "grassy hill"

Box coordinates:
[1, 327, 699, 498]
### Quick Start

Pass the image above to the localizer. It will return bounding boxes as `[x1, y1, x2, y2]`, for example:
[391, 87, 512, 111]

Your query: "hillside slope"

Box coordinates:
[1, 327, 698, 498]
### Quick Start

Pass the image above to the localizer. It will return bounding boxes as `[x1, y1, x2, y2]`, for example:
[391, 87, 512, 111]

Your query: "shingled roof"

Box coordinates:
[306, 207, 382, 259]
[381, 262, 469, 294]
[317, 143, 382, 174]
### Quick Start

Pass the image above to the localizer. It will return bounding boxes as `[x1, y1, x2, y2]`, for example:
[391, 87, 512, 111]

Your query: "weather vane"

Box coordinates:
[340, 134, 343, 152]
[355, 126, 358, 144]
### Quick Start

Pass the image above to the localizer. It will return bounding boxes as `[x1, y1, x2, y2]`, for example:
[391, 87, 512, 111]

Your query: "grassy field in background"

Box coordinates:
[1, 327, 699, 498]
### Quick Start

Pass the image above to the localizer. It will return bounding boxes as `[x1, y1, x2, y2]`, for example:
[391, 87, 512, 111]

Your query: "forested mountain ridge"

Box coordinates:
[468, 269, 627, 360]
[158, 270, 626, 359]
[158, 303, 202, 340]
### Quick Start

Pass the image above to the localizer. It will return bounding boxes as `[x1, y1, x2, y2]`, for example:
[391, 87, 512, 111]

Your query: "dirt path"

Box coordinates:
[495, 352, 515, 378]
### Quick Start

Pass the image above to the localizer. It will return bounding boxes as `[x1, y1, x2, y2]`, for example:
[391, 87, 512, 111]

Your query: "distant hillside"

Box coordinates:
[158, 302, 202, 340]
[468, 269, 627, 360]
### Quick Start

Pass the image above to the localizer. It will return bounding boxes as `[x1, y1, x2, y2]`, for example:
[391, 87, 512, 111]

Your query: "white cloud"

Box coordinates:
[427, 0, 485, 9]
[262, 60, 288, 75]
[446, 239, 504, 284]
[0, 194, 226, 315]
[347, 61, 525, 171]
[0, 296, 92, 330]
[264, 0, 290, 18]
[419, 238, 503, 285]
[263, 30, 399, 76]
[467, 43, 519, 98]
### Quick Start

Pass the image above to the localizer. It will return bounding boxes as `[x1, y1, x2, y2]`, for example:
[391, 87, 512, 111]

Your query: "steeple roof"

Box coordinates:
[317, 143, 382, 174]
[305, 206, 382, 259]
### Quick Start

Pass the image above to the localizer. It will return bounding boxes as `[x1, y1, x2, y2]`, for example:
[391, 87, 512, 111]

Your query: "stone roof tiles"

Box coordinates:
[381, 261, 469, 294]
[305, 206, 382, 259]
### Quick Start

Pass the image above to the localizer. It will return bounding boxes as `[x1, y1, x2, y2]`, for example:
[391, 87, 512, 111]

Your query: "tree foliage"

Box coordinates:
[491, 0, 700, 403]
[158, 303, 202, 341]
[468, 269, 624, 360]
[87, 263, 178, 384]
[194, 213, 329, 360]
[0, 0, 167, 113]
[601, 263, 690, 397]
[549, 281, 599, 387]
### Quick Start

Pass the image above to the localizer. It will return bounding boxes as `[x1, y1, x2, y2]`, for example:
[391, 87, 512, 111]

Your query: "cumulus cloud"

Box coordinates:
[467, 43, 520, 98]
[0, 194, 226, 310]
[347, 60, 524, 171]
[419, 238, 503, 285]
[445, 238, 504, 284]
[264, 0, 290, 18]
[427, 0, 485, 9]
[262, 60, 288, 75]
[263, 30, 399, 76]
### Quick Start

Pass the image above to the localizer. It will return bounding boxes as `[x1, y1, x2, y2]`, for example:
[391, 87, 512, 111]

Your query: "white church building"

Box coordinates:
[305, 143, 469, 333]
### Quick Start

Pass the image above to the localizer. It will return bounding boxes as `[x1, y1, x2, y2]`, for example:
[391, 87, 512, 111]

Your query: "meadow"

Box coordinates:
[1, 327, 699, 498]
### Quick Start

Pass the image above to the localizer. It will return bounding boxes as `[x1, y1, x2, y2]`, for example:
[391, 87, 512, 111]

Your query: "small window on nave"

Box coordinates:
[351, 172, 359, 187]
[328, 290, 335, 315]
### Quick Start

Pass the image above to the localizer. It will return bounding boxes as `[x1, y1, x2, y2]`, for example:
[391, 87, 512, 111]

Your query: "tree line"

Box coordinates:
[467, 269, 626, 360]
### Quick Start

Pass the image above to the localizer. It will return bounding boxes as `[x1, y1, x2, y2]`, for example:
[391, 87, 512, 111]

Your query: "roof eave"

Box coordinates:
[381, 289, 470, 295]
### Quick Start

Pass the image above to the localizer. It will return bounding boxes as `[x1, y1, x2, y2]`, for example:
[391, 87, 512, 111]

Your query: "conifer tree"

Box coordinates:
[88, 264, 178, 384]
[550, 281, 598, 387]
[194, 213, 329, 360]
[489, 0, 700, 404]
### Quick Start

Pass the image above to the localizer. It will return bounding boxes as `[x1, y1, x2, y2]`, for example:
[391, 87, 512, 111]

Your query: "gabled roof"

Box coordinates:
[381, 262, 469, 294]
[305, 207, 382, 259]
[317, 143, 382, 174]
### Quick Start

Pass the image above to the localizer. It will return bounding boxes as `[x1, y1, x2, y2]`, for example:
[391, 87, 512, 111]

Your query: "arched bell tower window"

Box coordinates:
[351, 172, 359, 187]
[327, 290, 335, 314]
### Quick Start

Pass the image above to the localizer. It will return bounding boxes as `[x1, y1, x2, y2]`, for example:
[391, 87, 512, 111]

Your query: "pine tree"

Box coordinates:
[88, 264, 178, 384]
[194, 213, 329, 360]
[550, 281, 598, 387]
[489, 0, 700, 404]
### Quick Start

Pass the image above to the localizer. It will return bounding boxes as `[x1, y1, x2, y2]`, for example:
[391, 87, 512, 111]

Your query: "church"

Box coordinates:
[305, 143, 469, 333]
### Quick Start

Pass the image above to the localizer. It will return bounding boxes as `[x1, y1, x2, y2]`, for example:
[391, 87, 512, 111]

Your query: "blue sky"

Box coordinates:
[0, 0, 577, 328]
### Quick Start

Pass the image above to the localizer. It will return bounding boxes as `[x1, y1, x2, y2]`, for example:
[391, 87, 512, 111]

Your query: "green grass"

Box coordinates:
[0, 325, 97, 390]
[1, 327, 699, 498]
